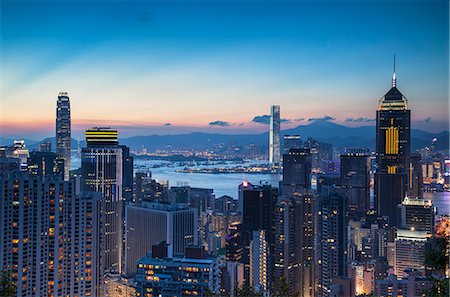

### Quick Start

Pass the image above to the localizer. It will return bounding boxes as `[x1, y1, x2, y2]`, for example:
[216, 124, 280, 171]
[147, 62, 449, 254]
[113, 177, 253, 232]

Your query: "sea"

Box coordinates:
[71, 157, 450, 216]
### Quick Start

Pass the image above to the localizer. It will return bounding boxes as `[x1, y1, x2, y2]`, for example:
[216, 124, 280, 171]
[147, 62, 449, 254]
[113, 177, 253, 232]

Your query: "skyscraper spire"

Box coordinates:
[392, 54, 397, 87]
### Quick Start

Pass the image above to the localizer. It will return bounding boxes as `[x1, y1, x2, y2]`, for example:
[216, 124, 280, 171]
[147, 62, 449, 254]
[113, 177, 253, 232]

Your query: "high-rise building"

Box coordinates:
[222, 261, 245, 297]
[282, 148, 312, 196]
[394, 230, 429, 276]
[169, 186, 215, 212]
[119, 145, 134, 202]
[226, 222, 243, 263]
[280, 148, 316, 296]
[283, 135, 302, 155]
[274, 197, 298, 295]
[269, 105, 281, 166]
[12, 140, 29, 171]
[317, 185, 349, 297]
[397, 197, 434, 234]
[27, 151, 64, 177]
[374, 272, 433, 297]
[409, 154, 423, 199]
[125, 202, 198, 276]
[374, 68, 411, 226]
[340, 150, 371, 219]
[82, 127, 123, 273]
[134, 171, 169, 204]
[135, 244, 220, 296]
[238, 182, 277, 285]
[250, 230, 269, 295]
[56, 91, 71, 180]
[39, 141, 52, 152]
[0, 172, 103, 297]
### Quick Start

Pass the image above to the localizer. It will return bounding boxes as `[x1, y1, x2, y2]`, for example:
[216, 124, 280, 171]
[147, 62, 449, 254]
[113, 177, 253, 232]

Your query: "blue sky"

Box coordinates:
[1, 0, 448, 139]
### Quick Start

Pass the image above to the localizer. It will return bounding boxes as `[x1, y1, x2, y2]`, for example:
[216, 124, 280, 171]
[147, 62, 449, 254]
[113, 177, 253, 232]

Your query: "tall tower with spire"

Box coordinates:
[269, 105, 281, 166]
[374, 58, 411, 227]
[56, 91, 71, 180]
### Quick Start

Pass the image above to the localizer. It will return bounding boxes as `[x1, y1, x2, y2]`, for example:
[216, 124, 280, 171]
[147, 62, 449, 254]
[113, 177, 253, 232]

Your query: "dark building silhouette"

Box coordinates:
[39, 141, 52, 152]
[27, 151, 64, 177]
[409, 154, 423, 199]
[278, 148, 316, 296]
[317, 184, 349, 297]
[282, 148, 312, 196]
[340, 150, 371, 219]
[119, 145, 134, 202]
[374, 69, 410, 227]
[283, 135, 302, 155]
[238, 182, 277, 286]
[134, 171, 169, 204]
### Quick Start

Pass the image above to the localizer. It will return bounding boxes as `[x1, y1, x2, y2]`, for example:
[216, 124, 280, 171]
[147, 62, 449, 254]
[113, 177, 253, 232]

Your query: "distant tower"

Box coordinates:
[269, 105, 281, 166]
[374, 58, 411, 226]
[56, 92, 71, 180]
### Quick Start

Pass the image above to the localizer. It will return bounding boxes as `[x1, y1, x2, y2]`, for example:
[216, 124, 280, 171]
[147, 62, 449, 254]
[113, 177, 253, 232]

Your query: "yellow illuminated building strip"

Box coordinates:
[385, 126, 399, 155]
[387, 166, 397, 174]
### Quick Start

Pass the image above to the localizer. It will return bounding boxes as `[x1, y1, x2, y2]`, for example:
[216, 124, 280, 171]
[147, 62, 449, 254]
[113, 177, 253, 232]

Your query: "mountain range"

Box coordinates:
[3, 121, 448, 152]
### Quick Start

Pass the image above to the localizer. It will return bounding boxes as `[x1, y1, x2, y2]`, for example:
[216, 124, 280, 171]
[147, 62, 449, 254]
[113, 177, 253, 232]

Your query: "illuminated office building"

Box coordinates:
[394, 230, 429, 276]
[374, 66, 410, 226]
[82, 127, 123, 273]
[269, 105, 281, 166]
[56, 91, 71, 180]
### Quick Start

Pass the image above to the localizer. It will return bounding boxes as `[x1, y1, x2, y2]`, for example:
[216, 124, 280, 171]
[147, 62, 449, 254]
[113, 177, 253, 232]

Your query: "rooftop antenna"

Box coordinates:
[392, 54, 397, 88]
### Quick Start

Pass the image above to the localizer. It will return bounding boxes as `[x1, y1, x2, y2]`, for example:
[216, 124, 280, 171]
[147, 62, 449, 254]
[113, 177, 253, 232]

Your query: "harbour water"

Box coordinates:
[72, 157, 450, 215]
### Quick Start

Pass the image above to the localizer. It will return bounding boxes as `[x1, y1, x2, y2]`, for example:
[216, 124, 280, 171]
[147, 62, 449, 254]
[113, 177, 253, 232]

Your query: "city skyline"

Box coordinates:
[1, 1, 449, 139]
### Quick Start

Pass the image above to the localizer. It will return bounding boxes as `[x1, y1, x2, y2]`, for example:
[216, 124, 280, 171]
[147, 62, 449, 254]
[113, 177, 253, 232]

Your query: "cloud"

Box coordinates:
[422, 117, 432, 123]
[294, 118, 305, 122]
[209, 121, 230, 127]
[252, 115, 291, 124]
[308, 115, 335, 122]
[345, 117, 375, 123]
[163, 123, 172, 126]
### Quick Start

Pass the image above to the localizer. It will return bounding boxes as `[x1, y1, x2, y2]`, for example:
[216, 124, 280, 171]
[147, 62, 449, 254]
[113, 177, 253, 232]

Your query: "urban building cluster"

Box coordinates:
[0, 72, 448, 297]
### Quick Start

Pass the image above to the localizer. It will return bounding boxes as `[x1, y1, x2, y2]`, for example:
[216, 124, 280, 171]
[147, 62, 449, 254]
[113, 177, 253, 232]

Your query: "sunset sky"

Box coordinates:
[1, 0, 448, 140]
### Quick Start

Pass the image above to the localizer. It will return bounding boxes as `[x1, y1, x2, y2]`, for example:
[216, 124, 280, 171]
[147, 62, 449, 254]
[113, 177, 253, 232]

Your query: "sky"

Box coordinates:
[0, 0, 448, 140]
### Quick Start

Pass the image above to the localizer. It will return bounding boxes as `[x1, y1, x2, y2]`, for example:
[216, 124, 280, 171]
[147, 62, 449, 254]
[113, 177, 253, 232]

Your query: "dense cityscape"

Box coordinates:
[0, 67, 449, 297]
[1, 1, 449, 297]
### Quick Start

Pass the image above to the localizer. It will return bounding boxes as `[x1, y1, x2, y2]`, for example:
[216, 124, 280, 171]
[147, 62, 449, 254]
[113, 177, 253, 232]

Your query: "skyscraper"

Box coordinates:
[0, 172, 102, 297]
[340, 149, 371, 219]
[125, 202, 198, 276]
[282, 148, 312, 196]
[269, 105, 281, 166]
[81, 127, 123, 273]
[56, 91, 71, 180]
[374, 65, 411, 227]
[250, 230, 269, 295]
[280, 148, 315, 296]
[317, 185, 349, 297]
[238, 182, 278, 286]
[283, 135, 302, 155]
